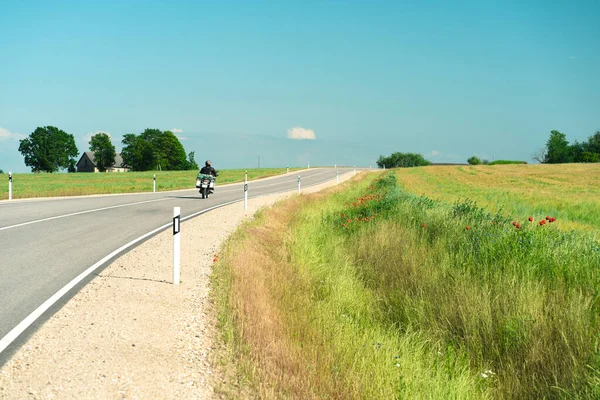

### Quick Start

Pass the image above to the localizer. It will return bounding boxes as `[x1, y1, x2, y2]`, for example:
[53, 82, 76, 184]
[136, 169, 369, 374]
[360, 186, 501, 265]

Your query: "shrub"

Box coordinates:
[467, 156, 482, 165]
[488, 160, 527, 165]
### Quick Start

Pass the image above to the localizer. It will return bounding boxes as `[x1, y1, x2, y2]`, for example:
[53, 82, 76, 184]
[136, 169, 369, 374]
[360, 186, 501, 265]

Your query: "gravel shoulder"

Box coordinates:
[0, 172, 357, 399]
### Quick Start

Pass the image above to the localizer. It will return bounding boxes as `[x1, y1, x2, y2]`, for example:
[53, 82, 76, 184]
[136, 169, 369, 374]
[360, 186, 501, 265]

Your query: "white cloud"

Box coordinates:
[430, 150, 440, 156]
[176, 135, 188, 141]
[0, 127, 26, 141]
[287, 127, 316, 140]
[171, 128, 183, 133]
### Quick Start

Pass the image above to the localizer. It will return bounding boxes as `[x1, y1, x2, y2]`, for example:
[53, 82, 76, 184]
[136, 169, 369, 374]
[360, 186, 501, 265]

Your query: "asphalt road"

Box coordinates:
[0, 168, 355, 362]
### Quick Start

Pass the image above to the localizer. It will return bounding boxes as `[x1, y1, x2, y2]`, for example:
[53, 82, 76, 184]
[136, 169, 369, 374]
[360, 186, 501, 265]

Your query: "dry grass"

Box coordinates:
[395, 164, 600, 231]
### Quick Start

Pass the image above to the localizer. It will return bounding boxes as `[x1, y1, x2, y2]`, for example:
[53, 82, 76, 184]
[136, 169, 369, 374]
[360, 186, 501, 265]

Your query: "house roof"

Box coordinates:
[77, 152, 126, 168]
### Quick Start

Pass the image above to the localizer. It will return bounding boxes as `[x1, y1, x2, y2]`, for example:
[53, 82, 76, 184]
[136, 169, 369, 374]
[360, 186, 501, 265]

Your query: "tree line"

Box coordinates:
[16, 126, 199, 172]
[534, 130, 600, 164]
[376, 152, 431, 168]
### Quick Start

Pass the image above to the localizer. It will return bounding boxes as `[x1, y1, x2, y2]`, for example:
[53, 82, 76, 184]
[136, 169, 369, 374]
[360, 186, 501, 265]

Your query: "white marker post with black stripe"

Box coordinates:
[298, 175, 301, 194]
[244, 171, 248, 211]
[153, 174, 156, 193]
[8, 172, 12, 201]
[173, 207, 181, 285]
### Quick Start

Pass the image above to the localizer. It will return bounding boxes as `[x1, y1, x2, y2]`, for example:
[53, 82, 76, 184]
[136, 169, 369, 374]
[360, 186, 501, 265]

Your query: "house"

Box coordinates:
[76, 152, 129, 173]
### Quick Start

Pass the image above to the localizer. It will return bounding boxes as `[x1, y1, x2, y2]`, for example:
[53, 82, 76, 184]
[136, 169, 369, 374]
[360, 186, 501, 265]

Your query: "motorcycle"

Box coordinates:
[196, 173, 216, 199]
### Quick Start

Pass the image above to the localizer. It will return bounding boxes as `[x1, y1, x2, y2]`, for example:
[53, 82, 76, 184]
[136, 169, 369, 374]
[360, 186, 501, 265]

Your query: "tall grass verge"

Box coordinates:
[213, 171, 600, 398]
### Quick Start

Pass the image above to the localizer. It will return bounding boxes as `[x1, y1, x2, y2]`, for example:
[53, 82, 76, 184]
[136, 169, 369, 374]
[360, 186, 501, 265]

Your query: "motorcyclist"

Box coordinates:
[200, 160, 218, 177]
[199, 160, 217, 194]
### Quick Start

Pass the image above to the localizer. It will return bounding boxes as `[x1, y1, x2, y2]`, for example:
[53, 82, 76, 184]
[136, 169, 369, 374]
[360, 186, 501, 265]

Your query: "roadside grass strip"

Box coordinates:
[0, 168, 302, 200]
[212, 171, 600, 398]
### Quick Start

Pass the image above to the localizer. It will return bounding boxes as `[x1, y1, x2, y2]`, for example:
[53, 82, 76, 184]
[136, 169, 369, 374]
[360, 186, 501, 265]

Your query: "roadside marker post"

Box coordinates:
[287, 165, 289, 174]
[173, 207, 181, 285]
[8, 172, 12, 201]
[308, 162, 310, 170]
[153, 174, 156, 193]
[353, 166, 356, 175]
[244, 171, 248, 211]
[334, 163, 336, 169]
[337, 170, 339, 184]
[298, 175, 301, 194]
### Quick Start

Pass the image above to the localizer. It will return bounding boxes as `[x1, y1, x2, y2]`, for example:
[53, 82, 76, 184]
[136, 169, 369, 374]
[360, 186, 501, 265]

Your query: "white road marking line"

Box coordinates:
[216, 170, 332, 193]
[0, 198, 240, 356]
[0, 171, 348, 356]
[0, 198, 170, 232]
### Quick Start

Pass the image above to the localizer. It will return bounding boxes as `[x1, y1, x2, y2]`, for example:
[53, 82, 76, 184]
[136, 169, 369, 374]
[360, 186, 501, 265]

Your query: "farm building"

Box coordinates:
[76, 152, 129, 173]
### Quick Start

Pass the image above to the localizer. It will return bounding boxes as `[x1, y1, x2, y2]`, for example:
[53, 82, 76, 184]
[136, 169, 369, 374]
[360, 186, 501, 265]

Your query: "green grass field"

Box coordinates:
[0, 168, 302, 200]
[212, 165, 600, 398]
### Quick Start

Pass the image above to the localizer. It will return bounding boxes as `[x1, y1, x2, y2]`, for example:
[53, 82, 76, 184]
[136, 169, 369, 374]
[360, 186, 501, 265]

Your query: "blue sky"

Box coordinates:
[1, 0, 599, 172]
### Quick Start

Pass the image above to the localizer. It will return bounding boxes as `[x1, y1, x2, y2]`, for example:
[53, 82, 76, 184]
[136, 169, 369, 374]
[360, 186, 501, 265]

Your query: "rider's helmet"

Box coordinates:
[205, 160, 212, 167]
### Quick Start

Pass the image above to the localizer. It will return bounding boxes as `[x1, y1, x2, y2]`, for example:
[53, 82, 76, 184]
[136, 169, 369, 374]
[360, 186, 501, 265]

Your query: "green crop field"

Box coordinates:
[0, 168, 303, 200]
[212, 165, 600, 398]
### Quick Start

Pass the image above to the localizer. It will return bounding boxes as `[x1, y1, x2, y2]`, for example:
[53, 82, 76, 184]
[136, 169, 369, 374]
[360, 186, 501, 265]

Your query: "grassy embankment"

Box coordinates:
[212, 164, 600, 398]
[0, 168, 301, 200]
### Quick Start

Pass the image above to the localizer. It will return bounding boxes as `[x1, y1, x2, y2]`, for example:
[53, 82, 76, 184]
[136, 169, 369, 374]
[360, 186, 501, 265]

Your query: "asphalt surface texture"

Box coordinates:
[0, 168, 354, 364]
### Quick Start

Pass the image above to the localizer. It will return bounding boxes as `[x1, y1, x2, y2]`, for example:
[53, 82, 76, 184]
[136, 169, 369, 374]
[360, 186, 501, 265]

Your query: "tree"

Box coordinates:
[186, 151, 199, 170]
[543, 130, 570, 164]
[467, 156, 482, 165]
[89, 132, 116, 172]
[121, 129, 190, 171]
[580, 152, 600, 163]
[376, 152, 430, 168]
[532, 147, 547, 163]
[0, 169, 4, 174]
[18, 126, 78, 172]
[584, 131, 600, 157]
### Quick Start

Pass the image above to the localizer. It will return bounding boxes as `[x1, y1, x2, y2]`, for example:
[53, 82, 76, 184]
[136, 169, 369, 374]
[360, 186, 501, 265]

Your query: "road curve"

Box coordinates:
[0, 168, 355, 363]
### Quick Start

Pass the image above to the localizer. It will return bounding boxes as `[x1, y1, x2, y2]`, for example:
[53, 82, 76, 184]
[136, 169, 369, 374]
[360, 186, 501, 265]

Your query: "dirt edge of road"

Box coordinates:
[0, 172, 359, 399]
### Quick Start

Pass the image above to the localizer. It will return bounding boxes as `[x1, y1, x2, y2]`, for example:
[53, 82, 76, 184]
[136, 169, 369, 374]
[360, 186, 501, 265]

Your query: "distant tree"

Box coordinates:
[376, 152, 430, 168]
[121, 129, 189, 171]
[121, 133, 154, 171]
[467, 156, 482, 165]
[584, 131, 600, 157]
[532, 147, 547, 163]
[89, 132, 116, 172]
[0, 169, 4, 174]
[482, 159, 489, 165]
[186, 151, 199, 170]
[543, 130, 570, 164]
[18, 126, 78, 172]
[568, 140, 585, 163]
[580, 152, 599, 163]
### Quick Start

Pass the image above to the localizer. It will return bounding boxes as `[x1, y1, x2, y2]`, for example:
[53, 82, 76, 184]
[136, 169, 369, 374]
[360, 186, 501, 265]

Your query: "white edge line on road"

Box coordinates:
[0, 198, 169, 232]
[0, 199, 241, 356]
[0, 171, 353, 356]
[0, 170, 336, 231]
[216, 170, 332, 193]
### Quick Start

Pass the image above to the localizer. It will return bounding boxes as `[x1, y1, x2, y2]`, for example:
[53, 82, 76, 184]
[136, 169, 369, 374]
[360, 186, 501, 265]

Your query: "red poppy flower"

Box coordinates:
[512, 221, 517, 226]
[528, 216, 533, 222]
[341, 213, 345, 218]
[515, 224, 521, 229]
[539, 220, 546, 225]
[546, 216, 550, 220]
[421, 223, 426, 228]
[466, 226, 471, 230]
